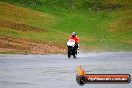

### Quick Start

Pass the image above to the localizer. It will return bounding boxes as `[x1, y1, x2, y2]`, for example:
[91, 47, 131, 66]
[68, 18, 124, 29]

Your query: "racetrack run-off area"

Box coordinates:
[0, 52, 132, 88]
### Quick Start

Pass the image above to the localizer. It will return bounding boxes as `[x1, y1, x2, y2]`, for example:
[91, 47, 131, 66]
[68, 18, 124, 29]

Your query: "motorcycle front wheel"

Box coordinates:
[68, 49, 71, 58]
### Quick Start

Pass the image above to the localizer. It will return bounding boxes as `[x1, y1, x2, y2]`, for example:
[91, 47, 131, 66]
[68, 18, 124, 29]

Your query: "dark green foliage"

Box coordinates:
[1, 0, 123, 12]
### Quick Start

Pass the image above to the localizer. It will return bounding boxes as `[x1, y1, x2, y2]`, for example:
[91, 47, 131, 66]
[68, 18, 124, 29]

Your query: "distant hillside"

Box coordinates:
[0, 2, 66, 54]
[1, 0, 132, 13]
[0, 0, 132, 54]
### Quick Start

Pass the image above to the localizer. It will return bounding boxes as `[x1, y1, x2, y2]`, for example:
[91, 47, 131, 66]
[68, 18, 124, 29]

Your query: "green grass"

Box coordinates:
[0, 26, 67, 46]
[0, 0, 132, 52]
[0, 2, 68, 50]
[0, 2, 54, 29]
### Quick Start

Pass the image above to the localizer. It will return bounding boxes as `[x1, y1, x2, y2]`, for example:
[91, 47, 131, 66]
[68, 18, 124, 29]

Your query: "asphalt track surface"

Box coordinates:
[0, 52, 132, 88]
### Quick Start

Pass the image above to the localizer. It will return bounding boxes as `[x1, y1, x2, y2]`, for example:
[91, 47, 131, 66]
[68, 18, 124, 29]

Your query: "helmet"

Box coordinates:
[72, 32, 76, 37]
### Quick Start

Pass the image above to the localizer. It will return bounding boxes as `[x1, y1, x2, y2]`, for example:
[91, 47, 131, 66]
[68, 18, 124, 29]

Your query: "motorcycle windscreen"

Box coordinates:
[67, 39, 75, 46]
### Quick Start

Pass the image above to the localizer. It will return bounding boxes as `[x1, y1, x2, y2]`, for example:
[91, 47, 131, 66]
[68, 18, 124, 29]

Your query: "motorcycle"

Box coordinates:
[67, 39, 77, 58]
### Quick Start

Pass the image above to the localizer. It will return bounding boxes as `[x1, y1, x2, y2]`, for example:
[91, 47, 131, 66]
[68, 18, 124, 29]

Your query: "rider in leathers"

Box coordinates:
[68, 32, 80, 52]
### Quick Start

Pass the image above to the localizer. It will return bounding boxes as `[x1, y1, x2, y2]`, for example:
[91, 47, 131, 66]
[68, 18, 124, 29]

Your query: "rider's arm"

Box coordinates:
[76, 36, 80, 44]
